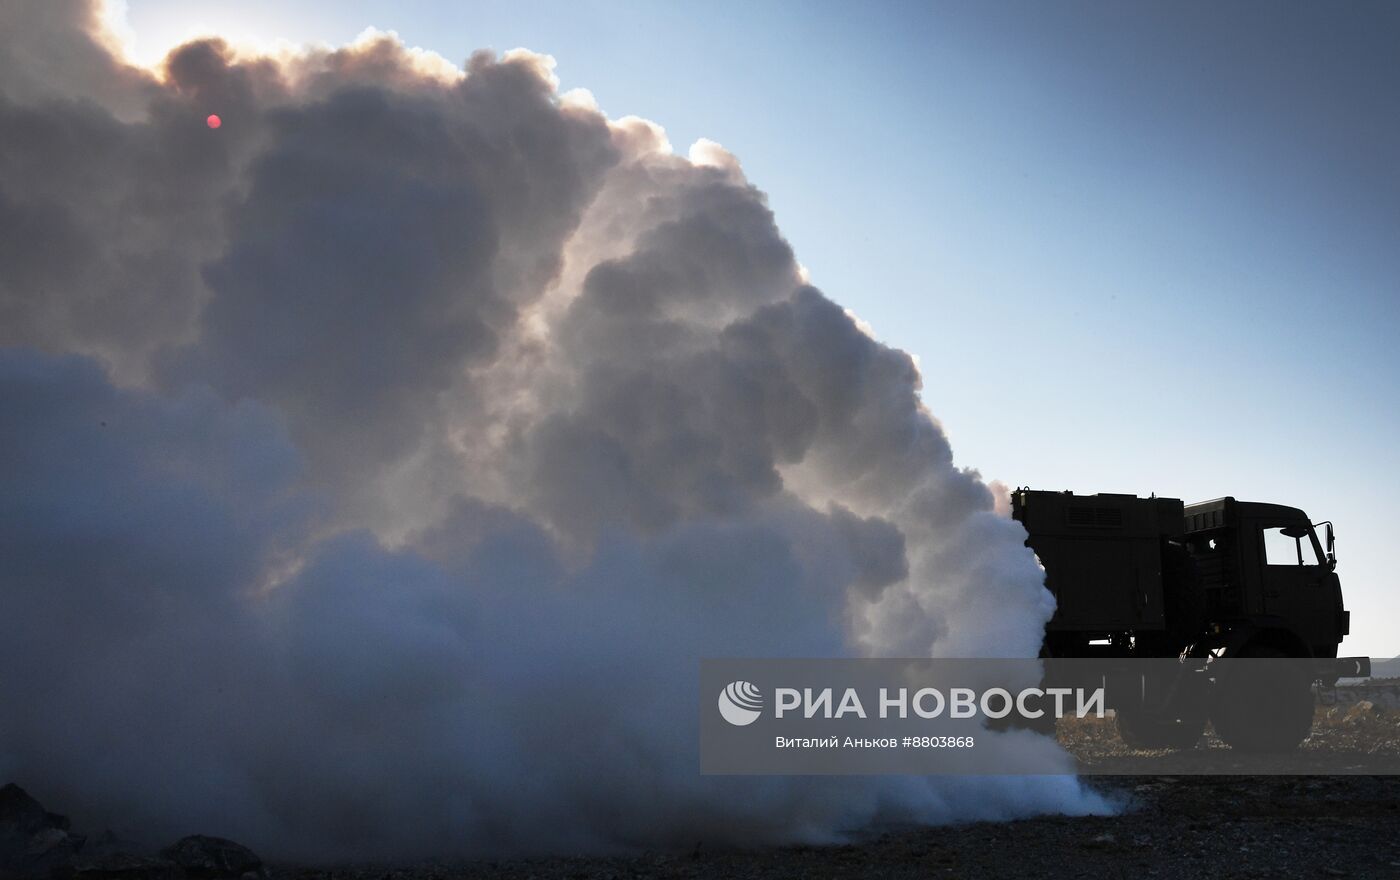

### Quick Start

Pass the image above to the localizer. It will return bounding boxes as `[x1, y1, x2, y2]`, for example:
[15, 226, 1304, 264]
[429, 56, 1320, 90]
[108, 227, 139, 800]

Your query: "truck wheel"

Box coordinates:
[1115, 704, 1205, 750]
[1208, 646, 1314, 752]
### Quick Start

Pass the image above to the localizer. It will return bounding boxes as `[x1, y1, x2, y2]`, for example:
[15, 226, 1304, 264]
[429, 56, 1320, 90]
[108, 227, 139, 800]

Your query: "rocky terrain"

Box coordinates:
[0, 784, 263, 880]
[265, 773, 1400, 880]
[273, 708, 1400, 880]
[1060, 702, 1400, 775]
[8, 706, 1400, 880]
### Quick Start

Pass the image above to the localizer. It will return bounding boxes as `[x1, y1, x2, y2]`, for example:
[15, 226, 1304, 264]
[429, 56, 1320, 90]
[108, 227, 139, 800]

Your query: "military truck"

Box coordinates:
[1012, 489, 1369, 751]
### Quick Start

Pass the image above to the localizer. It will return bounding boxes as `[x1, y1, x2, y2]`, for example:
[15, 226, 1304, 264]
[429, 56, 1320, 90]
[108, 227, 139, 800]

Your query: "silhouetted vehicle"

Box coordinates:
[1012, 490, 1369, 751]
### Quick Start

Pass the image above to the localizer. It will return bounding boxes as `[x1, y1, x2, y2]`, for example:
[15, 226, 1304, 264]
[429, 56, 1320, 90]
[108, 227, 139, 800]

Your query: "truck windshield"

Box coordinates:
[1262, 527, 1323, 566]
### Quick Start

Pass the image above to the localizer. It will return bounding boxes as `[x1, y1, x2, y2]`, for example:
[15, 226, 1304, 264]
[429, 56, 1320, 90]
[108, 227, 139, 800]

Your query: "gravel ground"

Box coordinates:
[273, 712, 1400, 880]
[273, 775, 1400, 880]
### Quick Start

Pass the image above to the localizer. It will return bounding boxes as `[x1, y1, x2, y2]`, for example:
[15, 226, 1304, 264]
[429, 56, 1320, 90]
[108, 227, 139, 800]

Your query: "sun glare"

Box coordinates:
[96, 0, 294, 70]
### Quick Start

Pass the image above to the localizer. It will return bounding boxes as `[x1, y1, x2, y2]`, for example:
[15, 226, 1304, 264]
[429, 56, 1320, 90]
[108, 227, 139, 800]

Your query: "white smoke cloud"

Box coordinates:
[0, 1, 1106, 859]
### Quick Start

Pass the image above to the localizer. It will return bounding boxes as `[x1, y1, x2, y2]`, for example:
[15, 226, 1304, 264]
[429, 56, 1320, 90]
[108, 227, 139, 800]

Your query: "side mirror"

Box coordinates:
[1316, 520, 1337, 569]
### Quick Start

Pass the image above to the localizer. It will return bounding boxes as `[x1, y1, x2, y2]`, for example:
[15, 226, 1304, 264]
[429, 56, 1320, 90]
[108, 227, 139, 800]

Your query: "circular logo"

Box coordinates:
[718, 680, 763, 726]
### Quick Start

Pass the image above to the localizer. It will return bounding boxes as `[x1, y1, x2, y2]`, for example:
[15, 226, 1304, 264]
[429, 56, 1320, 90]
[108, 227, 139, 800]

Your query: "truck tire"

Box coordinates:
[1115, 705, 1204, 750]
[1208, 645, 1314, 752]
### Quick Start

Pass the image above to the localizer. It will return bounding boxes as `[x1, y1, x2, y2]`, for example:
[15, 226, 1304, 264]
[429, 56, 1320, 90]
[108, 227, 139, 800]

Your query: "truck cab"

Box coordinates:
[1183, 498, 1346, 659]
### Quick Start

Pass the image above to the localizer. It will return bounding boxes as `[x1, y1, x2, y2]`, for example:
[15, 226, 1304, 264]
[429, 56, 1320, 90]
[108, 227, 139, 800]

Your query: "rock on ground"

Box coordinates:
[0, 784, 263, 880]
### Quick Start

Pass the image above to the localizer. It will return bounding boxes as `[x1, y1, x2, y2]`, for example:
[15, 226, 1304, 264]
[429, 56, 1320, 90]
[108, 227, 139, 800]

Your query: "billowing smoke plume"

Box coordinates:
[0, 0, 1101, 859]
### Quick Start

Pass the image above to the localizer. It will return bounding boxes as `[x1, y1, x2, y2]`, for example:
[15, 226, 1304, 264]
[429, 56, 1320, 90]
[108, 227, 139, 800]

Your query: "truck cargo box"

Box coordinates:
[1011, 490, 1184, 633]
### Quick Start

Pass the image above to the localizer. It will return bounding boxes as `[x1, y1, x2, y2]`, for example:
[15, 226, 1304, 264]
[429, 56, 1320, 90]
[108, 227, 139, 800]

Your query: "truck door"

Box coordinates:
[1257, 523, 1332, 648]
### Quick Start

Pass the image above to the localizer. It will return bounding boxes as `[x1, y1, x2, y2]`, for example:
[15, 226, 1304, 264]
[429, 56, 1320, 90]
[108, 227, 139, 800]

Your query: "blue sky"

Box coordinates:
[119, 0, 1400, 656]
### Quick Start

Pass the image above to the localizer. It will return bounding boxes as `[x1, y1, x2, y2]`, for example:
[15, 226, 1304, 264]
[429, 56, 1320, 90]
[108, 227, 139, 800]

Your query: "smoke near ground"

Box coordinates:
[0, 0, 1103, 859]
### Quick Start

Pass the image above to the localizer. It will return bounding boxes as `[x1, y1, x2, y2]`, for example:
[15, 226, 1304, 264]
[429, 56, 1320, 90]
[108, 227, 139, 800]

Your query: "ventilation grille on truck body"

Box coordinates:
[1186, 509, 1225, 531]
[1065, 506, 1124, 528]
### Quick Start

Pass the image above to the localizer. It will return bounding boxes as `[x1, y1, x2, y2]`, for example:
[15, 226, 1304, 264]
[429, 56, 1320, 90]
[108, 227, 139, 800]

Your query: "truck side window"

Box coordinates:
[1262, 527, 1322, 566]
